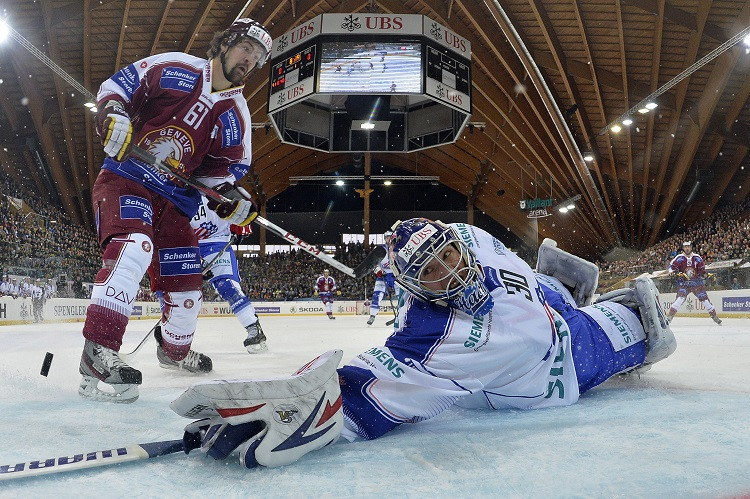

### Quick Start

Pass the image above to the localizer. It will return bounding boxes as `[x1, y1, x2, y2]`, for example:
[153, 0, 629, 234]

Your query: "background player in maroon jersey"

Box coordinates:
[314, 269, 339, 320]
[78, 19, 272, 403]
[667, 241, 721, 324]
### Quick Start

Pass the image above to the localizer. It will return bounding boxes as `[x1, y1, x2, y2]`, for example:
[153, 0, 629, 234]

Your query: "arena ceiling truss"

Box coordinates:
[0, 0, 748, 258]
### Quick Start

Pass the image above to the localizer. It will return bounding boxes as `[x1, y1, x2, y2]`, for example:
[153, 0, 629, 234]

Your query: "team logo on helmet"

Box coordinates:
[226, 18, 273, 65]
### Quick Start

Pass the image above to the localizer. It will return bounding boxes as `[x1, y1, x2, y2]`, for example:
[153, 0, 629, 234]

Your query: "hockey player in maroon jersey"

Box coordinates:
[314, 269, 339, 319]
[667, 241, 721, 324]
[78, 19, 273, 403]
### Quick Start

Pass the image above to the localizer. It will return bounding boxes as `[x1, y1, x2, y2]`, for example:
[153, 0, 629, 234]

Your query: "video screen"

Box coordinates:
[318, 41, 422, 94]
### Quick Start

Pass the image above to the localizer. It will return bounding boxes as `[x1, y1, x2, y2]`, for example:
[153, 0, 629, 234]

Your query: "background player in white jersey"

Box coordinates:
[367, 231, 396, 325]
[78, 18, 272, 403]
[190, 193, 267, 352]
[667, 241, 721, 324]
[170, 218, 677, 468]
[314, 269, 338, 319]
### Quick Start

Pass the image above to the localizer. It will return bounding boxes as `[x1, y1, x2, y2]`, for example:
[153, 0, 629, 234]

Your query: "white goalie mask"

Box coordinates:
[388, 218, 493, 316]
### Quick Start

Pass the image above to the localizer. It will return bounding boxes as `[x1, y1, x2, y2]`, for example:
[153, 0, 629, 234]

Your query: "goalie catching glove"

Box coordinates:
[96, 99, 133, 161]
[207, 182, 258, 227]
[171, 349, 344, 468]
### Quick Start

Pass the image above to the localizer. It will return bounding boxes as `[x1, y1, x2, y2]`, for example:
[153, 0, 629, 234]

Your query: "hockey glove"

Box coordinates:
[706, 273, 717, 282]
[207, 182, 258, 227]
[336, 291, 341, 295]
[674, 272, 689, 280]
[96, 100, 133, 161]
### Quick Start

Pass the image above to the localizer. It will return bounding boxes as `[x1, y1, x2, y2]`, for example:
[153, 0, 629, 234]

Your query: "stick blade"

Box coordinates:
[353, 245, 387, 279]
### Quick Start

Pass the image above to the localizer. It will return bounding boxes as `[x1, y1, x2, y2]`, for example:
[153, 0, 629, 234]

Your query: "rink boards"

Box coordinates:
[0, 297, 395, 325]
[1, 289, 748, 325]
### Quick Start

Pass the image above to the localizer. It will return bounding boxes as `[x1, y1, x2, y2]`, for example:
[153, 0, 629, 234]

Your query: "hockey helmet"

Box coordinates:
[223, 19, 273, 67]
[388, 218, 492, 316]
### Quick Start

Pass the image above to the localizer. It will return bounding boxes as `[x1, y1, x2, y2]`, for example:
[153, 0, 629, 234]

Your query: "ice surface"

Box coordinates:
[1, 315, 748, 497]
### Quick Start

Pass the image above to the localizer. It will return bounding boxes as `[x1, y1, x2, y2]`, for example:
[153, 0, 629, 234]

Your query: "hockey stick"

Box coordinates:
[122, 236, 237, 359]
[0, 439, 184, 481]
[129, 145, 384, 279]
[385, 290, 398, 326]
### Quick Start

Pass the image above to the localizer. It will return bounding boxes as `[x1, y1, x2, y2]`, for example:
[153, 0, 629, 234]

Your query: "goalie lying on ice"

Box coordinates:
[171, 218, 677, 467]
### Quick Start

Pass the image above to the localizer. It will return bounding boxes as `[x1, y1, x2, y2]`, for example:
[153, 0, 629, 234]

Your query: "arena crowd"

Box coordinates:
[2, 169, 748, 301]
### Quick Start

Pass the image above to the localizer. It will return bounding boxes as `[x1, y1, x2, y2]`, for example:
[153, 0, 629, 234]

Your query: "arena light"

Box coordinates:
[0, 19, 9, 43]
[583, 153, 594, 162]
[638, 107, 650, 114]
[645, 102, 658, 110]
[622, 118, 633, 126]
[610, 124, 622, 133]
[383, 180, 392, 186]
[360, 122, 375, 130]
[335, 180, 344, 186]
[84, 102, 96, 108]
[566, 203, 575, 210]
[558, 206, 569, 213]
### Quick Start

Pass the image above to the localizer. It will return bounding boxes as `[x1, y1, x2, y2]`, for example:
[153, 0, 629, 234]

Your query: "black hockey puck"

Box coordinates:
[40, 352, 53, 377]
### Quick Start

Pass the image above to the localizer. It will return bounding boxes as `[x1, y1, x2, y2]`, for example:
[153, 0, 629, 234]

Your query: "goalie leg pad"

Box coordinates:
[596, 276, 676, 365]
[171, 349, 344, 468]
[536, 238, 599, 307]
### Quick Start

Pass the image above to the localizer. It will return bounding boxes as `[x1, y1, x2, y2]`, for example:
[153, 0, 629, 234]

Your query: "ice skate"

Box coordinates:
[155, 325, 213, 373]
[79, 339, 141, 404]
[710, 312, 722, 325]
[329, 315, 336, 320]
[367, 315, 376, 325]
[157, 346, 213, 373]
[243, 321, 268, 353]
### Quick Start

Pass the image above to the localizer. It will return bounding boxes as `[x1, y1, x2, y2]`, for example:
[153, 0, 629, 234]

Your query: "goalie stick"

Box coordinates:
[122, 235, 237, 360]
[0, 439, 185, 481]
[129, 145, 383, 279]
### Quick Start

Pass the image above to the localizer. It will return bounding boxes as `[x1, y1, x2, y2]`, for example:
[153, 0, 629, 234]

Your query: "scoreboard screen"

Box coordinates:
[270, 44, 317, 96]
[426, 44, 470, 95]
[317, 40, 422, 94]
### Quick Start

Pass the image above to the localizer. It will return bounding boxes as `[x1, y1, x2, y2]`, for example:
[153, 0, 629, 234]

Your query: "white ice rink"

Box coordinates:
[1, 314, 748, 497]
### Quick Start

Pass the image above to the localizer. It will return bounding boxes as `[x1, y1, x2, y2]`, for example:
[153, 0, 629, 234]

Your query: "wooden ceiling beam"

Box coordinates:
[149, 0, 173, 56]
[504, 2, 615, 239]
[647, 39, 743, 245]
[50, 0, 121, 25]
[569, 0, 626, 242]
[620, 0, 730, 42]
[615, 0, 636, 246]
[636, 0, 664, 249]
[530, 49, 676, 112]
[83, 0, 97, 193]
[41, 2, 91, 226]
[449, 1, 592, 204]
[179, 0, 216, 54]
[114, 0, 132, 72]
[7, 47, 81, 223]
[645, 0, 714, 245]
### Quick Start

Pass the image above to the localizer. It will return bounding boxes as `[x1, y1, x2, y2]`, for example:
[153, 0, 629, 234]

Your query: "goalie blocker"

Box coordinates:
[171, 349, 343, 468]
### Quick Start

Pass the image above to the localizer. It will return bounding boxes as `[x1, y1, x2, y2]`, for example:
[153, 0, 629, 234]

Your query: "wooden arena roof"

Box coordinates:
[0, 0, 748, 258]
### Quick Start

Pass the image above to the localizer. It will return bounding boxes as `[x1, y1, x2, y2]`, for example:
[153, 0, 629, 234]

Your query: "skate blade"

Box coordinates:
[246, 341, 268, 354]
[158, 361, 210, 374]
[78, 376, 139, 404]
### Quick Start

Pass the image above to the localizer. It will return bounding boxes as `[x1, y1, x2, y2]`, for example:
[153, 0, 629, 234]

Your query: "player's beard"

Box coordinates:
[220, 52, 250, 85]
